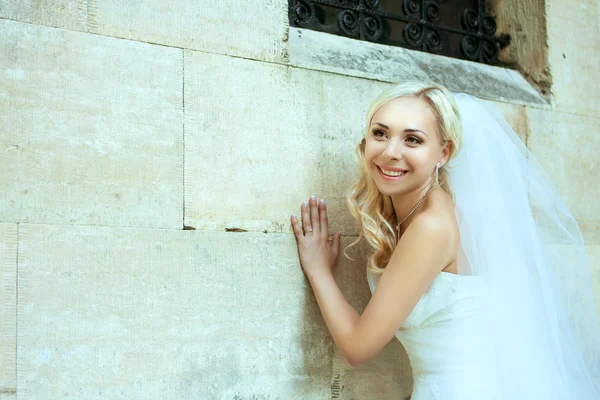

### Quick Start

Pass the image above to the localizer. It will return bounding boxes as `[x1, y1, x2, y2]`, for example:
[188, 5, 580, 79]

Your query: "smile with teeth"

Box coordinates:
[381, 168, 405, 176]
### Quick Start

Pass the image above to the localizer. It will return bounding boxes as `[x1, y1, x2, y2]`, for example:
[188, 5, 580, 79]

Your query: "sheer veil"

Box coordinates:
[447, 93, 600, 398]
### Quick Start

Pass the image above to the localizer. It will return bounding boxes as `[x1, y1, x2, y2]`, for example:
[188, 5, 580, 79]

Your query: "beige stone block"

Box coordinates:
[184, 49, 391, 234]
[546, 0, 600, 117]
[0, 19, 183, 228]
[331, 340, 410, 400]
[16, 224, 333, 398]
[0, 0, 86, 31]
[92, 0, 288, 63]
[332, 240, 411, 398]
[580, 220, 600, 247]
[587, 245, 600, 322]
[0, 1, 288, 63]
[0, 224, 17, 391]
[488, 101, 529, 144]
[545, 244, 600, 373]
[494, 0, 551, 96]
[527, 108, 599, 227]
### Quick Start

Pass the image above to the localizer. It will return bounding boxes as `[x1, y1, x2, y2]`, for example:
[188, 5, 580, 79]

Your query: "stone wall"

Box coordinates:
[1, 1, 598, 398]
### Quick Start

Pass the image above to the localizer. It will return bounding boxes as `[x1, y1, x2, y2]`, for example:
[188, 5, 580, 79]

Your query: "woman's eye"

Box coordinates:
[371, 131, 420, 144]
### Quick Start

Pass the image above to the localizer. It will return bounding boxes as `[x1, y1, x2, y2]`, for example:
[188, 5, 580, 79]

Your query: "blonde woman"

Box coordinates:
[290, 81, 600, 399]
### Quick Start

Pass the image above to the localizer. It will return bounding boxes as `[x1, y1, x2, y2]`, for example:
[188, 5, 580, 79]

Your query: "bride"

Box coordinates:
[290, 81, 600, 399]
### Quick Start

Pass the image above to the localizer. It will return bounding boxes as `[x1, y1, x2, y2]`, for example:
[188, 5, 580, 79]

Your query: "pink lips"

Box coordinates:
[377, 165, 408, 180]
[377, 164, 407, 173]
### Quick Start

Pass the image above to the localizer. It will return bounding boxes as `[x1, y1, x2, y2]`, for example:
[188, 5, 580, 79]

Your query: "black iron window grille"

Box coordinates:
[288, 0, 511, 65]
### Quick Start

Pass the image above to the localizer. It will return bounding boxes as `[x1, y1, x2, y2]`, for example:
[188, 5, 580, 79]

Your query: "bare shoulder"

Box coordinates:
[409, 201, 456, 237]
[424, 189, 459, 234]
[403, 202, 459, 264]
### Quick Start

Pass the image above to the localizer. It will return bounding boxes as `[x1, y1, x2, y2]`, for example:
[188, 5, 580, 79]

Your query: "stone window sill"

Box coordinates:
[287, 27, 549, 108]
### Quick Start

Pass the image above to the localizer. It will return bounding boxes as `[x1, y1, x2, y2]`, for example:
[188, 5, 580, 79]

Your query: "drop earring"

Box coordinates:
[435, 162, 440, 184]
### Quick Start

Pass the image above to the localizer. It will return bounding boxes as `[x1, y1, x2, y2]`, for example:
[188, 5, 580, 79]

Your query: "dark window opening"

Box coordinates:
[288, 0, 511, 65]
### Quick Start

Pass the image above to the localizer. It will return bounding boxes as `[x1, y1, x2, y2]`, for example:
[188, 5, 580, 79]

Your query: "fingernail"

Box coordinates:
[311, 195, 316, 200]
[319, 199, 325, 204]
[304, 201, 308, 207]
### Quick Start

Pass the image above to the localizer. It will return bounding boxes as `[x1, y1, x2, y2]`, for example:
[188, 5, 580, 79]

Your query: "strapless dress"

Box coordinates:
[366, 269, 502, 400]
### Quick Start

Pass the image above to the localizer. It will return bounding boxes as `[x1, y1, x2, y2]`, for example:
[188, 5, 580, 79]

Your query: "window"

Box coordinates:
[288, 0, 511, 65]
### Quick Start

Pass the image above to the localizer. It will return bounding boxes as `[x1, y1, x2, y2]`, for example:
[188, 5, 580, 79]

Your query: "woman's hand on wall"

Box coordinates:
[290, 195, 341, 279]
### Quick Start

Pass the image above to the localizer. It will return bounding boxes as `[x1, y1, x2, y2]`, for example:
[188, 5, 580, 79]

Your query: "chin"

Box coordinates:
[373, 182, 404, 197]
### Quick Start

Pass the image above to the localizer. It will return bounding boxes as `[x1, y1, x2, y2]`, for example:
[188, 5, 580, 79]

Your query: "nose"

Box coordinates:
[382, 137, 402, 160]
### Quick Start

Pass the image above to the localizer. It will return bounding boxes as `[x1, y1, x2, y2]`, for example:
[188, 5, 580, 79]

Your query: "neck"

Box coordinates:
[392, 179, 438, 229]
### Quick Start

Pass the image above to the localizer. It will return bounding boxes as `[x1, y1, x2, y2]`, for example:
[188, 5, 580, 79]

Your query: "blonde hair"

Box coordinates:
[343, 81, 463, 275]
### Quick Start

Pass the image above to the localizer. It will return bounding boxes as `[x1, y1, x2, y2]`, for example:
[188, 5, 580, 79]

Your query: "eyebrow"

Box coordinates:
[371, 122, 428, 138]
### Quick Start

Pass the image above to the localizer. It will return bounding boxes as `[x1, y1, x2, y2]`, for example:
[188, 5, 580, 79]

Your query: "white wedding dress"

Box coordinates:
[366, 269, 503, 400]
[357, 92, 600, 399]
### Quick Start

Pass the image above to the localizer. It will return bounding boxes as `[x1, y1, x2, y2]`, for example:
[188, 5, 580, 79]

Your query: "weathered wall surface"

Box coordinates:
[529, 0, 600, 323]
[1, 0, 598, 398]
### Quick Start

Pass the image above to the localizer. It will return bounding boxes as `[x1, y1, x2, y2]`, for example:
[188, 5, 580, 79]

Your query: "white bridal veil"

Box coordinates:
[447, 93, 600, 398]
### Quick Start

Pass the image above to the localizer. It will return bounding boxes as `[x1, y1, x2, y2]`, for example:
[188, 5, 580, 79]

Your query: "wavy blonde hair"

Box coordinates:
[343, 81, 463, 275]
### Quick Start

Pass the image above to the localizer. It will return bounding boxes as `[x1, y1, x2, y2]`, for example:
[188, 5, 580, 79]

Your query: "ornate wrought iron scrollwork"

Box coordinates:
[288, 0, 317, 28]
[288, 0, 511, 65]
[460, 4, 509, 64]
[402, 0, 442, 52]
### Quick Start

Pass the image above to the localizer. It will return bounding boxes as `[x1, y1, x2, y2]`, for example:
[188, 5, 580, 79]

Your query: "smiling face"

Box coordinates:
[364, 95, 449, 196]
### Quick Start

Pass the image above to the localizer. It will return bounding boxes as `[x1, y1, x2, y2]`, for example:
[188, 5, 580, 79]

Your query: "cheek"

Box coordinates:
[364, 137, 383, 152]
[363, 142, 376, 159]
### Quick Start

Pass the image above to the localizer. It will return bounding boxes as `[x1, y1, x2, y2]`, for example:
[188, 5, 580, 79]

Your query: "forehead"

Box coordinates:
[371, 96, 438, 133]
